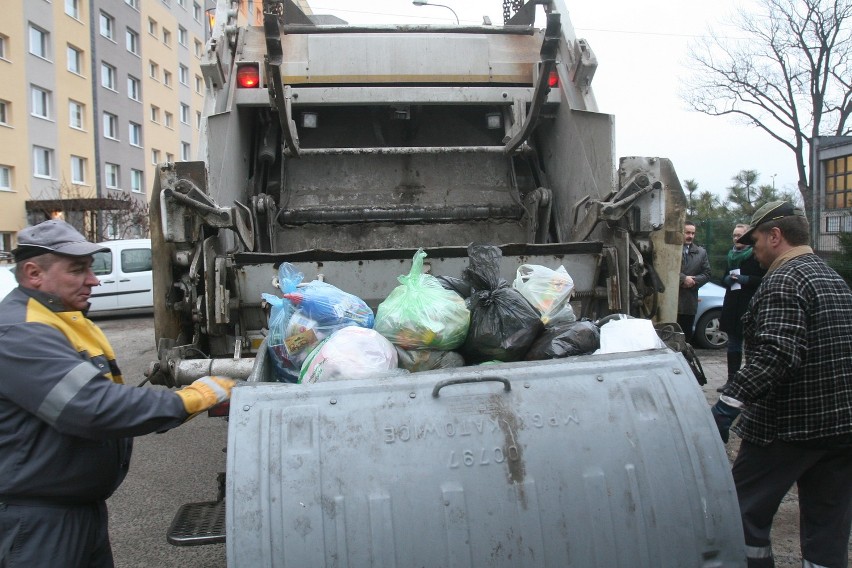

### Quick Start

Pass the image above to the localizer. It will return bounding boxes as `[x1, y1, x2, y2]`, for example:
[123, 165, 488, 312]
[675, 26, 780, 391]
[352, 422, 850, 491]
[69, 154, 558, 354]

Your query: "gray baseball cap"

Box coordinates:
[737, 201, 805, 246]
[13, 220, 109, 262]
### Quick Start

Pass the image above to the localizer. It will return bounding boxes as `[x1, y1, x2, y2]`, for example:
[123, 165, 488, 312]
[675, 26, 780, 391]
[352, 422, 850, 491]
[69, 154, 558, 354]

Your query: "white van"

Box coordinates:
[89, 239, 153, 314]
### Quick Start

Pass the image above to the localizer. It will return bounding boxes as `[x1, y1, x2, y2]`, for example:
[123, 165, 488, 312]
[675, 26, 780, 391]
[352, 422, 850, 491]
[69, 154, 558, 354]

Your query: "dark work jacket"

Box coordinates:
[720, 250, 766, 334]
[678, 244, 711, 315]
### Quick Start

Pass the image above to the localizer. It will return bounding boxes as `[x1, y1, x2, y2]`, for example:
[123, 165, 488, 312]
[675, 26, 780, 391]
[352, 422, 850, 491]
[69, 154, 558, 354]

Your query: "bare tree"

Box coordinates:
[684, 0, 852, 213]
[26, 181, 150, 241]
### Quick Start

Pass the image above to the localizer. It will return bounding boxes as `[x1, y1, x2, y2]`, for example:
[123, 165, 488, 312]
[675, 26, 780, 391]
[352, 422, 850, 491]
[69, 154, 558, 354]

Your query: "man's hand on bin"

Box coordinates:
[176, 376, 237, 415]
[711, 399, 741, 444]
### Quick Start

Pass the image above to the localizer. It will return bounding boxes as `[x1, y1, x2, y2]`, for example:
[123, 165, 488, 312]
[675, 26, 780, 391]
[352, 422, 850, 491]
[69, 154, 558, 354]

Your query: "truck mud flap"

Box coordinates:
[226, 349, 745, 567]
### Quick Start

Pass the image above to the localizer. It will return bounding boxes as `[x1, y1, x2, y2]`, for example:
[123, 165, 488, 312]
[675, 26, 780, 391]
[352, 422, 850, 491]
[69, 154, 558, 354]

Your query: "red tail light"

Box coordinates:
[207, 400, 231, 417]
[548, 69, 559, 88]
[237, 64, 260, 88]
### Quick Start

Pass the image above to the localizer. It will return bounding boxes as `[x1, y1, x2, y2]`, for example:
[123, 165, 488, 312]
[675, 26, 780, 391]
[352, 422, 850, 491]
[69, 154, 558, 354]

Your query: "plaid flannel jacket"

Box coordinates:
[729, 253, 852, 445]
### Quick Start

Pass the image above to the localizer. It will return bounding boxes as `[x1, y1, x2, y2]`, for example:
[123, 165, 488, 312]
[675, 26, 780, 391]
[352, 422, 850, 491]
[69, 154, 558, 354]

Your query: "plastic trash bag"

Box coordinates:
[524, 320, 600, 360]
[596, 317, 665, 354]
[461, 244, 543, 363]
[395, 346, 465, 373]
[513, 264, 576, 324]
[374, 249, 470, 350]
[264, 263, 374, 381]
[300, 326, 398, 383]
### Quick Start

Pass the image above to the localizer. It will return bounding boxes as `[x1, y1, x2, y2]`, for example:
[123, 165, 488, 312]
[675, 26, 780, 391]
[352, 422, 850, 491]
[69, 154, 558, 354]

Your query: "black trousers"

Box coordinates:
[677, 313, 696, 343]
[732, 439, 852, 568]
[0, 500, 114, 567]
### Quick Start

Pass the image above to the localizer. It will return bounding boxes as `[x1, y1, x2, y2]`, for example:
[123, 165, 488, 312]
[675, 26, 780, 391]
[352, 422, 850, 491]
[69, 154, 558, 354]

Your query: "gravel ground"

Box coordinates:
[693, 347, 852, 568]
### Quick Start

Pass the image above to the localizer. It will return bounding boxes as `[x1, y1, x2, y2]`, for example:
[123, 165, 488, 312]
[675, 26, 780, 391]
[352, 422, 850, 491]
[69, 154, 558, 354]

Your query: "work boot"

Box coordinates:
[717, 352, 743, 392]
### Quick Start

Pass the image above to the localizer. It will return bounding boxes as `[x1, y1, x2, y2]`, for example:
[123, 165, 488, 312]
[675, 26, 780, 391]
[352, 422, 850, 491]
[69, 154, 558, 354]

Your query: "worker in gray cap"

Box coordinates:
[710, 202, 852, 568]
[0, 220, 236, 567]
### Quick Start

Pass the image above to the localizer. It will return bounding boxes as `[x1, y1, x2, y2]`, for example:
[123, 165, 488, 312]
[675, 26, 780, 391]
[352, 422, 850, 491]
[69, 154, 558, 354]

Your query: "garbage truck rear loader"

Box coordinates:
[146, 0, 745, 565]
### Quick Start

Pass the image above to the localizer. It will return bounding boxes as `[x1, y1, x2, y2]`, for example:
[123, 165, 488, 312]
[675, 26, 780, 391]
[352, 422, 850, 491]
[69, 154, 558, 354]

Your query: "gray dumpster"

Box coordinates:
[226, 348, 745, 567]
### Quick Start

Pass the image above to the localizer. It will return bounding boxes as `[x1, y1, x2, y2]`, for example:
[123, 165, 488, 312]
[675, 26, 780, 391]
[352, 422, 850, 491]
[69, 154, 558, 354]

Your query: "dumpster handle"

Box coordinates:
[432, 376, 511, 398]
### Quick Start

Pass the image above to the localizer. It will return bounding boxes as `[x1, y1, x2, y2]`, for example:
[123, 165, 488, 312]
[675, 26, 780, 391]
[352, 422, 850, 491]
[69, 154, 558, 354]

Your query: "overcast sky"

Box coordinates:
[306, 0, 797, 200]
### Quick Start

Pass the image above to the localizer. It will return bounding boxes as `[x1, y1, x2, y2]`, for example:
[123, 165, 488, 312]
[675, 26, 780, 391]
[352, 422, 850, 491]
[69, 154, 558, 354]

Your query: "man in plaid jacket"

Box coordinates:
[712, 201, 852, 568]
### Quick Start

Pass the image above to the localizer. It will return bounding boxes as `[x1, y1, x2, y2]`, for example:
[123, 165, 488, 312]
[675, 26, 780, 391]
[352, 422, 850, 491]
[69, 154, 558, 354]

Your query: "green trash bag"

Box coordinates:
[374, 249, 470, 350]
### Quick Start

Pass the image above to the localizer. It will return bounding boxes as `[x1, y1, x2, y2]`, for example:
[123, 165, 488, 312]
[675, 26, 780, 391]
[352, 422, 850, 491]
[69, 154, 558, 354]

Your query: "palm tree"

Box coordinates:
[684, 179, 699, 219]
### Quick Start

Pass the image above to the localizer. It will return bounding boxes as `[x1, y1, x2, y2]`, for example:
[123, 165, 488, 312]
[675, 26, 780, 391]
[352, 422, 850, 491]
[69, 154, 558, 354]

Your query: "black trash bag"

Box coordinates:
[525, 320, 600, 360]
[395, 346, 465, 373]
[435, 275, 472, 299]
[461, 244, 543, 363]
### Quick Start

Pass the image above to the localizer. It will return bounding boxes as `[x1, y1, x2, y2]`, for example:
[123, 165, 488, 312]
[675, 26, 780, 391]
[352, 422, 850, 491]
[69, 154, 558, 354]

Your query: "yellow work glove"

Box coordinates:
[176, 376, 236, 415]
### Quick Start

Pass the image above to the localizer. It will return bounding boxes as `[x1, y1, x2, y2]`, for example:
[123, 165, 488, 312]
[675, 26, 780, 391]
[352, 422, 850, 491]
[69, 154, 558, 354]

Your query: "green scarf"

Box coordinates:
[727, 246, 753, 270]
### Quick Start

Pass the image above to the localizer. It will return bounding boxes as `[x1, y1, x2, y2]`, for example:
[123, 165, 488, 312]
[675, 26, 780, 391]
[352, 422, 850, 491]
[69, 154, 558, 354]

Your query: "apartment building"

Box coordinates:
[0, 0, 213, 251]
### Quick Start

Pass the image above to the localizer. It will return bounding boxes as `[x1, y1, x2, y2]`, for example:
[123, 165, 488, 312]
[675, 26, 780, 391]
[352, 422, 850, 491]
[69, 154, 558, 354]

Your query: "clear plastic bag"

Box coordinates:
[374, 249, 470, 350]
[300, 326, 399, 383]
[264, 263, 374, 381]
[513, 264, 576, 325]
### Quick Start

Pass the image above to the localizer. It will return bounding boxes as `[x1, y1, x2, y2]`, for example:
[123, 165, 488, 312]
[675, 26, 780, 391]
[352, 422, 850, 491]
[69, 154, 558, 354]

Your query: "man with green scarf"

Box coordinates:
[717, 223, 766, 392]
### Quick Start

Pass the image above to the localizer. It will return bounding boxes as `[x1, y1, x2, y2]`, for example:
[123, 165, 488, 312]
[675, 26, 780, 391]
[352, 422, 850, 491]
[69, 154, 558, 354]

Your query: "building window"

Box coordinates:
[166, 152, 174, 163]
[164, 111, 174, 128]
[0, 35, 8, 60]
[126, 29, 140, 55]
[180, 103, 190, 124]
[178, 26, 187, 46]
[825, 154, 852, 210]
[162, 28, 171, 47]
[65, 0, 81, 19]
[127, 76, 141, 101]
[151, 148, 161, 165]
[31, 86, 50, 119]
[67, 45, 83, 74]
[105, 163, 120, 189]
[196, 110, 202, 129]
[125, 0, 140, 9]
[33, 146, 53, 178]
[179, 64, 189, 85]
[179, 0, 187, 7]
[0, 100, 8, 125]
[70, 155, 86, 184]
[150, 105, 160, 122]
[100, 12, 115, 41]
[130, 169, 143, 193]
[148, 18, 158, 37]
[163, 70, 173, 87]
[129, 121, 142, 146]
[193, 2, 202, 22]
[195, 74, 203, 94]
[181, 142, 190, 161]
[103, 112, 119, 139]
[149, 60, 159, 80]
[29, 25, 50, 59]
[101, 62, 117, 90]
[0, 166, 11, 191]
[194, 39, 203, 58]
[69, 100, 84, 129]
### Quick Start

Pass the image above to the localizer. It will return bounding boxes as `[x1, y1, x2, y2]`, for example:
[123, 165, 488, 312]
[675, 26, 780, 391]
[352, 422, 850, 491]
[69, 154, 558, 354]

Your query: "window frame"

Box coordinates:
[29, 25, 50, 59]
[0, 165, 11, 191]
[130, 169, 144, 193]
[65, 0, 81, 20]
[33, 146, 53, 178]
[104, 162, 120, 189]
[70, 155, 86, 184]
[66, 44, 83, 75]
[129, 121, 142, 146]
[127, 75, 141, 102]
[31, 86, 51, 119]
[126, 28, 140, 55]
[101, 62, 117, 91]
[103, 111, 119, 140]
[69, 100, 85, 129]
[99, 12, 115, 41]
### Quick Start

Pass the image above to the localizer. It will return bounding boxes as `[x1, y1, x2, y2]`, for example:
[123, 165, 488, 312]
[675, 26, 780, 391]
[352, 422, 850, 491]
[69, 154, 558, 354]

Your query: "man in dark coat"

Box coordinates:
[678, 221, 711, 344]
[717, 223, 767, 392]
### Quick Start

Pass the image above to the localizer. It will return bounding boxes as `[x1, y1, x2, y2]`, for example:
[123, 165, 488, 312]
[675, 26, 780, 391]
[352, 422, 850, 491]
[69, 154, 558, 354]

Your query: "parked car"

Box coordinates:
[693, 282, 728, 349]
[88, 239, 153, 315]
[0, 264, 16, 302]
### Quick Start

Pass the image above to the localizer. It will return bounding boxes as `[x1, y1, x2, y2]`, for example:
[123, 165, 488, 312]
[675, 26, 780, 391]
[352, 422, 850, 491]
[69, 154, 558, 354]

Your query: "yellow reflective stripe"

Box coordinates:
[745, 545, 773, 559]
[37, 361, 99, 426]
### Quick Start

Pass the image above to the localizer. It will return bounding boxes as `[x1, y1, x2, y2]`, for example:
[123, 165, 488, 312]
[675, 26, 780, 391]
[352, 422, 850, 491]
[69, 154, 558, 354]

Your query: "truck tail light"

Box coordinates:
[237, 64, 260, 88]
[207, 400, 231, 417]
[548, 69, 559, 88]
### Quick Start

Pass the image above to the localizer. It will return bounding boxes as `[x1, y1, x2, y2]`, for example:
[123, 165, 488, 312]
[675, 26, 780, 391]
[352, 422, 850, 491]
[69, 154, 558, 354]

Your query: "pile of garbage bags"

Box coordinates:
[263, 243, 626, 383]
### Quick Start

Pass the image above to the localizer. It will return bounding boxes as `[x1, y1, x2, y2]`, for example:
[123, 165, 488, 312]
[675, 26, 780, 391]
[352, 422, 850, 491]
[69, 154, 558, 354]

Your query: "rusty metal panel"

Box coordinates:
[226, 349, 745, 567]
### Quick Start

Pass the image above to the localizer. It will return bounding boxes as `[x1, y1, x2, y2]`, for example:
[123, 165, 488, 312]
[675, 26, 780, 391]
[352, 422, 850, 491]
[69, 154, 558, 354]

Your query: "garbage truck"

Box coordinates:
[145, 0, 745, 565]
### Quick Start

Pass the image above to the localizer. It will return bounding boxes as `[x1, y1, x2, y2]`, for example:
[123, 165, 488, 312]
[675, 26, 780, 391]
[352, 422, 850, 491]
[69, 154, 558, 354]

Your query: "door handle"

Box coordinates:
[101, 280, 115, 284]
[119, 279, 130, 282]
